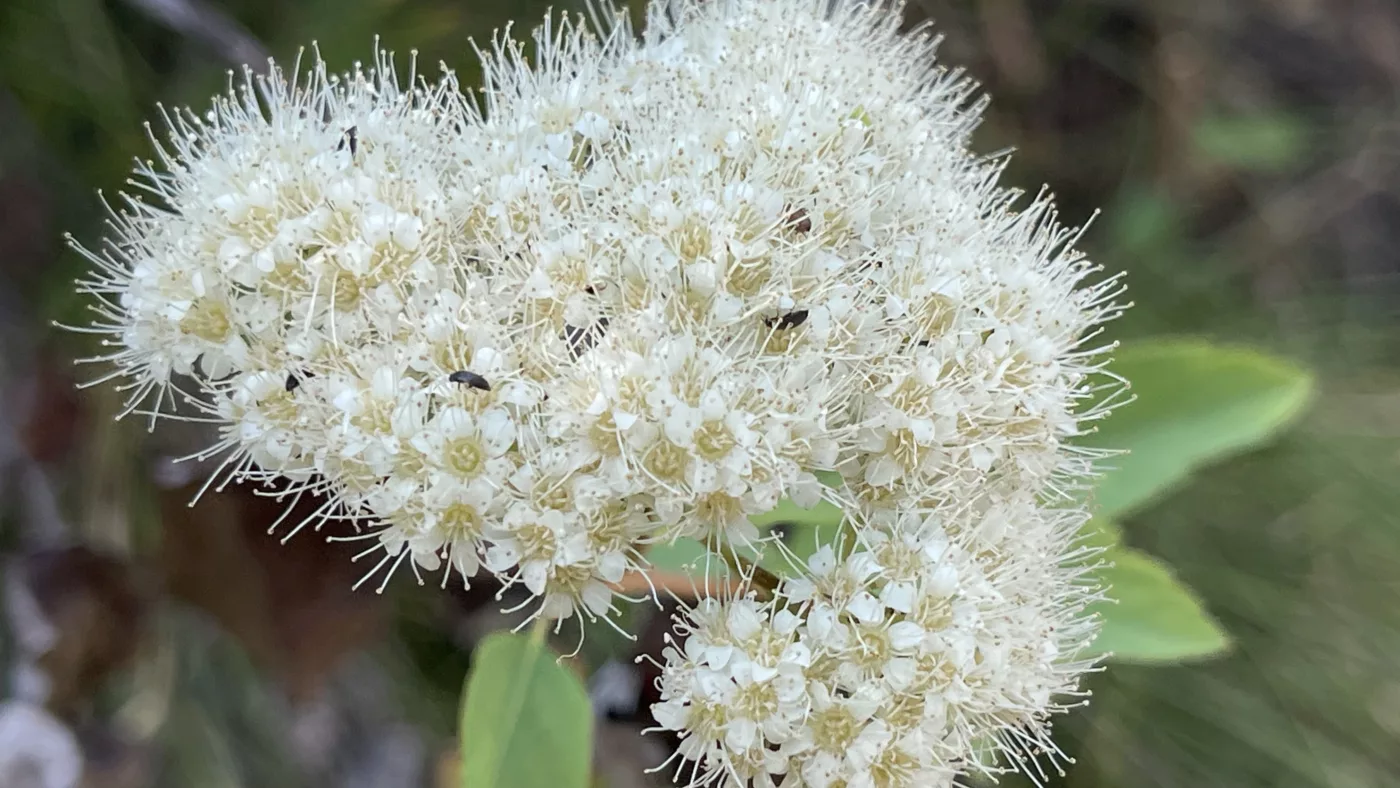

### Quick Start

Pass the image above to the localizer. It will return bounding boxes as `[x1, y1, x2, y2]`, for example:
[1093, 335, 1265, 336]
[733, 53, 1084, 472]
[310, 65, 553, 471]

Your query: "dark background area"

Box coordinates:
[1, 0, 1398, 786]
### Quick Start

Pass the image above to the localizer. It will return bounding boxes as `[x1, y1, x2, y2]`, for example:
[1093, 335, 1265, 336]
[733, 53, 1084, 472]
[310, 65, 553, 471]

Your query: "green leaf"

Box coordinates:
[757, 474, 852, 577]
[1193, 112, 1310, 172]
[748, 497, 845, 531]
[645, 536, 737, 580]
[1081, 517, 1122, 550]
[1109, 188, 1182, 255]
[1087, 546, 1230, 663]
[1091, 340, 1314, 518]
[651, 476, 848, 579]
[645, 536, 710, 573]
[459, 632, 592, 788]
[766, 518, 855, 579]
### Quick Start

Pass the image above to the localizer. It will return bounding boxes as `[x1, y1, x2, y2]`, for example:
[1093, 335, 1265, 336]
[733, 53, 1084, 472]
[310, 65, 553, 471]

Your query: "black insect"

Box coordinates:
[766, 309, 809, 330]
[784, 206, 812, 234]
[285, 373, 300, 392]
[337, 126, 358, 155]
[564, 317, 610, 360]
[448, 370, 491, 391]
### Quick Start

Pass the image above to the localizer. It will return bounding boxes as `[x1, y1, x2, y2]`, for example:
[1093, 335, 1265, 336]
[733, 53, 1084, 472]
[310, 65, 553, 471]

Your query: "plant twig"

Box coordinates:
[717, 546, 781, 598]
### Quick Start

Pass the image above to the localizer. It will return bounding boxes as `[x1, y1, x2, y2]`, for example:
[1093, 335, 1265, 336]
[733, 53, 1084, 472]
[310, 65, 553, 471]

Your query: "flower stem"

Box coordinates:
[528, 612, 550, 647]
[719, 545, 781, 598]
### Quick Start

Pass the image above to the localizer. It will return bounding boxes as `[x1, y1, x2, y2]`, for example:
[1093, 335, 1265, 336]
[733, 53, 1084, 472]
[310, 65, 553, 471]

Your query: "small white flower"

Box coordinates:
[0, 701, 82, 788]
[411, 406, 517, 482]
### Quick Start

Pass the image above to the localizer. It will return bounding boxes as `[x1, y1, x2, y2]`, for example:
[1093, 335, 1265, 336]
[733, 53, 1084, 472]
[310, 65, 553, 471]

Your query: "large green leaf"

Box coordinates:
[1091, 340, 1314, 518]
[754, 496, 848, 578]
[1081, 517, 1123, 550]
[645, 536, 738, 580]
[1087, 545, 1230, 663]
[748, 496, 845, 531]
[762, 518, 856, 580]
[459, 632, 592, 788]
[758, 471, 852, 577]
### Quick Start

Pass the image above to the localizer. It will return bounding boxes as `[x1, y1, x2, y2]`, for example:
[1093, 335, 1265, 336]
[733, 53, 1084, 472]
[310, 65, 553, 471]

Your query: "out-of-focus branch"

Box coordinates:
[0, 287, 68, 548]
[118, 0, 269, 69]
[977, 0, 1047, 93]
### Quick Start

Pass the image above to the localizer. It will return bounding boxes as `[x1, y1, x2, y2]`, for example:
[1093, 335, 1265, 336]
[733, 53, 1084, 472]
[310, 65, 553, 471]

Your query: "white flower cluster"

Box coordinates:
[650, 501, 1101, 787]
[73, 0, 1123, 783]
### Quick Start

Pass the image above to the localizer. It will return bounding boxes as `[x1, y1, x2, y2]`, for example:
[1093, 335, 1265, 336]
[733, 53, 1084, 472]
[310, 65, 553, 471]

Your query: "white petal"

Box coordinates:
[650, 700, 690, 731]
[888, 622, 924, 650]
[479, 409, 517, 455]
[581, 581, 613, 615]
[846, 592, 885, 624]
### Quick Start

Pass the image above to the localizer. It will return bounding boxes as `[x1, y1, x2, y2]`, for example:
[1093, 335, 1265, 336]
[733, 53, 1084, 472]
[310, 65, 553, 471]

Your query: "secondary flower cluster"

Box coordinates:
[650, 500, 1101, 787]
[73, 0, 1122, 784]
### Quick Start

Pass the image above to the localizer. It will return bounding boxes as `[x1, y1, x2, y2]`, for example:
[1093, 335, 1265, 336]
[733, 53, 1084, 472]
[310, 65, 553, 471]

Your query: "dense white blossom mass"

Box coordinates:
[71, 0, 1124, 785]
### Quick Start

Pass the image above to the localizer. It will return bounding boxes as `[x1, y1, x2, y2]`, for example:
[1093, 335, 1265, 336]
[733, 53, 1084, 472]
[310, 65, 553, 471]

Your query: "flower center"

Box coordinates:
[350, 398, 394, 435]
[440, 503, 483, 542]
[395, 446, 430, 477]
[913, 596, 953, 631]
[876, 541, 922, 581]
[887, 428, 922, 472]
[260, 390, 299, 426]
[549, 561, 595, 595]
[534, 480, 574, 512]
[694, 420, 735, 460]
[444, 436, 487, 477]
[261, 258, 310, 295]
[868, 744, 919, 788]
[732, 681, 779, 721]
[694, 491, 744, 527]
[589, 412, 623, 457]
[726, 255, 770, 296]
[586, 504, 634, 552]
[179, 299, 232, 342]
[675, 219, 711, 262]
[615, 375, 651, 413]
[810, 705, 860, 753]
[851, 624, 893, 673]
[331, 271, 362, 311]
[644, 439, 689, 482]
[516, 522, 558, 564]
[883, 694, 922, 730]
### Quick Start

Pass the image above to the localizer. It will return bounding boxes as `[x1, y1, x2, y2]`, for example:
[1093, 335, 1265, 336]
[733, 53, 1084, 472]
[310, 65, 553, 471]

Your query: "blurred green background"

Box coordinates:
[2, 0, 1398, 786]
